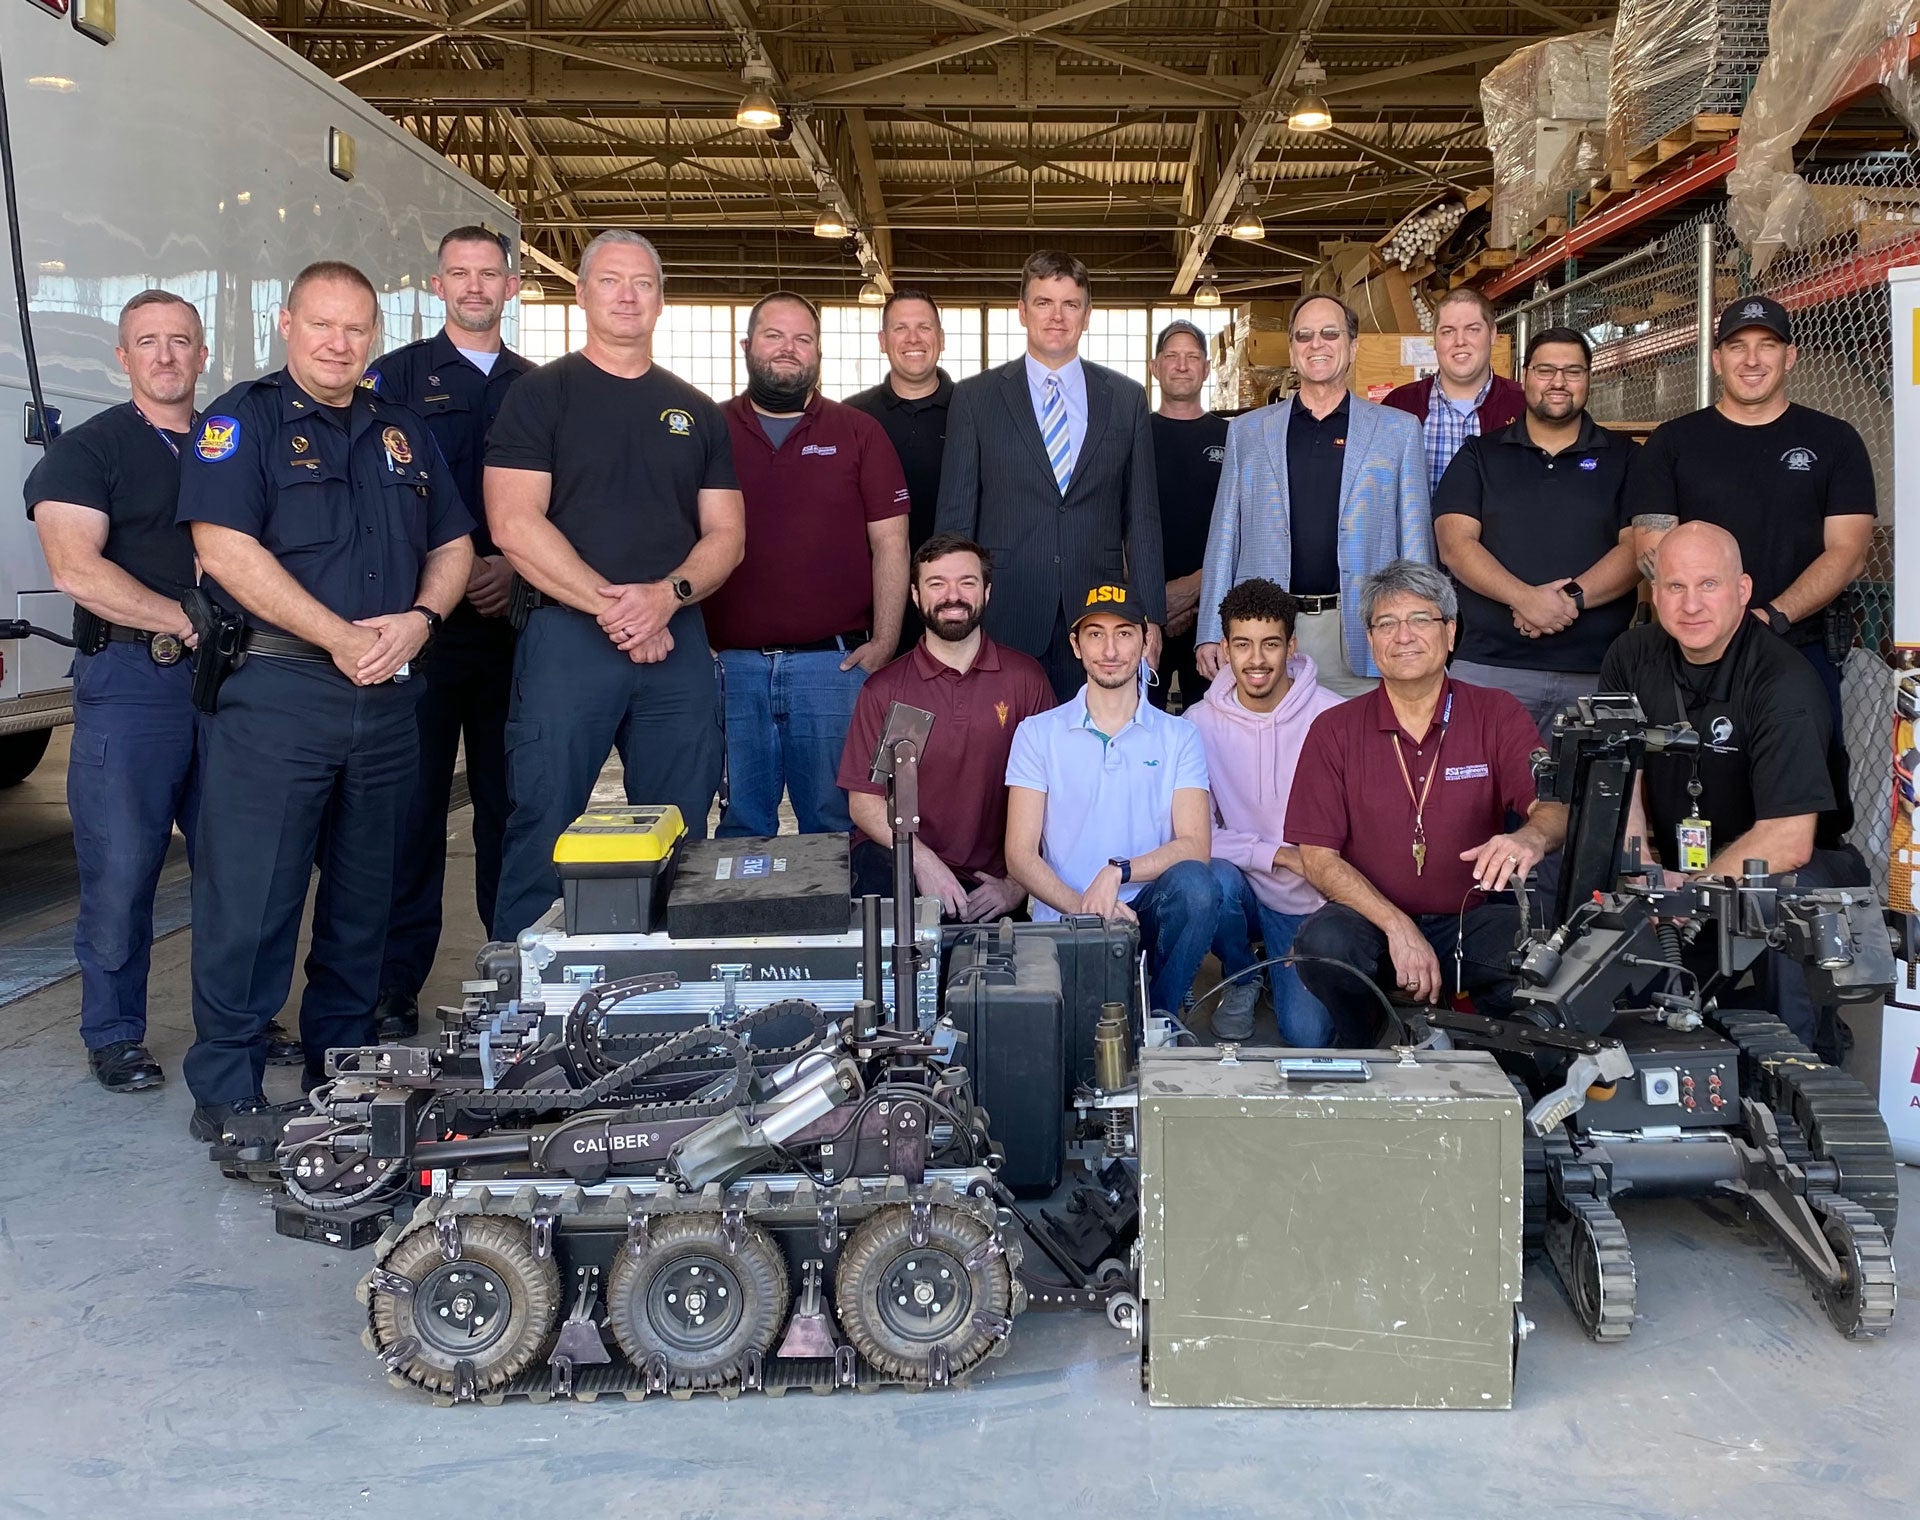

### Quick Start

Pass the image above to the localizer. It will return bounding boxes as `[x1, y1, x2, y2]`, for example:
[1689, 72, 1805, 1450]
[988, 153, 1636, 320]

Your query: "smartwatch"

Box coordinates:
[1763, 602, 1790, 636]
[1108, 856, 1132, 885]
[409, 604, 442, 640]
[1561, 580, 1586, 612]
[670, 576, 694, 604]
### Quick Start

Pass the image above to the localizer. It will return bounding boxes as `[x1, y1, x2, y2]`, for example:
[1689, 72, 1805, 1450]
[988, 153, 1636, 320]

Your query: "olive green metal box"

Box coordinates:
[1138, 1048, 1524, 1409]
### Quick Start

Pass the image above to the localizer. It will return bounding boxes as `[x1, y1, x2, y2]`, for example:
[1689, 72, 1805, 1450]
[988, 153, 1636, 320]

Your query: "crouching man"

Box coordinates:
[1005, 583, 1219, 1016]
[1184, 579, 1343, 1044]
[1284, 560, 1567, 1044]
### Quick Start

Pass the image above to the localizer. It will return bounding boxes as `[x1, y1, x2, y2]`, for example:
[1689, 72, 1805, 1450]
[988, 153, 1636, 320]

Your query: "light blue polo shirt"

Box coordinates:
[1005, 685, 1210, 921]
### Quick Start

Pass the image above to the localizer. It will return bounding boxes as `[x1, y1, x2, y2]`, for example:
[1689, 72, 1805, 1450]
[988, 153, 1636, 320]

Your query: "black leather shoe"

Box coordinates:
[264, 1020, 303, 1066]
[374, 990, 419, 1042]
[89, 1040, 164, 1093]
[189, 1093, 300, 1144]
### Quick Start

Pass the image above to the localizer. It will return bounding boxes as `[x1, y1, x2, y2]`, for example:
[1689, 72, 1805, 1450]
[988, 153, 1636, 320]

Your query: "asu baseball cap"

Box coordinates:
[1715, 294, 1792, 346]
[1071, 581, 1149, 630]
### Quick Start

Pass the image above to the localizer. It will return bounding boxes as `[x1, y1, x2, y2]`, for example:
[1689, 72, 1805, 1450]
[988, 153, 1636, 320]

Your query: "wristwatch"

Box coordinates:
[670, 576, 694, 604]
[1561, 580, 1586, 611]
[1108, 856, 1132, 885]
[1762, 602, 1791, 635]
[408, 604, 442, 640]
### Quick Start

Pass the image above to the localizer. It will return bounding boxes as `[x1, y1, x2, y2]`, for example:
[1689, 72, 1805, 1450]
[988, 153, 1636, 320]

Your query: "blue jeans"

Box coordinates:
[67, 646, 199, 1050]
[1447, 660, 1599, 743]
[1206, 859, 1330, 1045]
[493, 604, 722, 942]
[716, 648, 865, 837]
[1131, 858, 1222, 1017]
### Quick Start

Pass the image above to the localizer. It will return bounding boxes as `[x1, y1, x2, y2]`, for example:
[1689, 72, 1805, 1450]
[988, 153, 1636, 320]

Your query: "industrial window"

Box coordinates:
[654, 304, 742, 399]
[1083, 308, 1151, 389]
[816, 305, 884, 400]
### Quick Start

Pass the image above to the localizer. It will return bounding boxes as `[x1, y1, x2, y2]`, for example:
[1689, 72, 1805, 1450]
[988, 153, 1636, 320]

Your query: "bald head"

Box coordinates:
[1652, 520, 1752, 662]
[1655, 520, 1743, 581]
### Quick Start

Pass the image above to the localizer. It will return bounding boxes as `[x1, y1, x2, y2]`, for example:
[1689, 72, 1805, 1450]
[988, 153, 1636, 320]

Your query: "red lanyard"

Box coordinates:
[1389, 689, 1452, 876]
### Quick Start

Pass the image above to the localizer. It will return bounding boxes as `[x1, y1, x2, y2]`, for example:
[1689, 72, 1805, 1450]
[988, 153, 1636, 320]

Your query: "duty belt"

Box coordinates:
[1294, 594, 1340, 615]
[243, 629, 333, 663]
[104, 623, 188, 666]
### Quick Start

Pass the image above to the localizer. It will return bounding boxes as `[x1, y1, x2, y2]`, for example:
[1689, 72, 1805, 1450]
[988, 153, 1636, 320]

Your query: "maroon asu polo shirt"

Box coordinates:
[836, 634, 1055, 879]
[705, 393, 909, 649]
[1285, 677, 1542, 916]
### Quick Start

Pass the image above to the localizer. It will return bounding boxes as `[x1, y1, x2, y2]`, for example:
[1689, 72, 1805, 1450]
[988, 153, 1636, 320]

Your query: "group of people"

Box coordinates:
[26, 226, 1874, 1151]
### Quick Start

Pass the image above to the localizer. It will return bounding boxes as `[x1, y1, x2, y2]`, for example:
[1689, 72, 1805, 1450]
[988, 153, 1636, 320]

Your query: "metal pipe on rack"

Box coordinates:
[1497, 240, 1665, 321]
[1512, 307, 1531, 374]
[1696, 220, 1717, 409]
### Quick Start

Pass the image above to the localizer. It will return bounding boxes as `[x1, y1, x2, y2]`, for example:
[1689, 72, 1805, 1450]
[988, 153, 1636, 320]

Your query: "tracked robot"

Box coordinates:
[272, 704, 1145, 1403]
[1397, 695, 1900, 1341]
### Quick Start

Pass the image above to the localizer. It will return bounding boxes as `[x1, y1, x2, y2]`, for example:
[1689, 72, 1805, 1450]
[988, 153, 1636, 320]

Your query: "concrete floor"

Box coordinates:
[3, 772, 1919, 1519]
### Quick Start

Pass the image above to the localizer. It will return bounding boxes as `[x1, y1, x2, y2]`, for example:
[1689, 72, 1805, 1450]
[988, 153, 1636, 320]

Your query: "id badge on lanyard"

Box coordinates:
[1672, 676, 1710, 872]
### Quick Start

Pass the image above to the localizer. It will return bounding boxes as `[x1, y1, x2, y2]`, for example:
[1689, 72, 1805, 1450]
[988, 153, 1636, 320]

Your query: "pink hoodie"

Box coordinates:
[1184, 653, 1346, 915]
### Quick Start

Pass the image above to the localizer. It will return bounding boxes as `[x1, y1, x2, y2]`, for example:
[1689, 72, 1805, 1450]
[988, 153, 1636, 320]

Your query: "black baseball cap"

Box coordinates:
[1716, 294, 1792, 345]
[1071, 581, 1149, 630]
[1154, 319, 1208, 356]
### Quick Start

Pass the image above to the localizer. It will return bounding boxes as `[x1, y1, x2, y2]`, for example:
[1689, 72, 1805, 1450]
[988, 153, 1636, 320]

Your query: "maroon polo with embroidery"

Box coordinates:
[836, 634, 1055, 879]
[1285, 677, 1542, 915]
[704, 392, 910, 649]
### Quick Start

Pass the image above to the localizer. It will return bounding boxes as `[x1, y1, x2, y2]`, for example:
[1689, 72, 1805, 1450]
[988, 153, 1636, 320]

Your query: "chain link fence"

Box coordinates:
[1500, 150, 1917, 897]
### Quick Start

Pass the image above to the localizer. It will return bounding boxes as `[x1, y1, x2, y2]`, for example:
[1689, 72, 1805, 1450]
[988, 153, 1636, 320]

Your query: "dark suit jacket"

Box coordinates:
[934, 356, 1164, 656]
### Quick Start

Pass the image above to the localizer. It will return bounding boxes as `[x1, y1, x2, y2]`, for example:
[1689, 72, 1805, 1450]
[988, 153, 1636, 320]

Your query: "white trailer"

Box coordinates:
[0, 0, 518, 784]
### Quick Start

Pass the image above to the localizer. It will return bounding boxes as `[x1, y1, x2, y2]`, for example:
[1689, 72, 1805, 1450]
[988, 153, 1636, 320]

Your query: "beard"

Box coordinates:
[446, 300, 502, 335]
[923, 599, 983, 643]
[745, 354, 819, 412]
[1087, 660, 1140, 691]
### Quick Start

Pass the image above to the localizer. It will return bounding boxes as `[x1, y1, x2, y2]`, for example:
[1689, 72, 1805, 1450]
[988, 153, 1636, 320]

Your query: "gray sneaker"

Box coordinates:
[1210, 980, 1259, 1042]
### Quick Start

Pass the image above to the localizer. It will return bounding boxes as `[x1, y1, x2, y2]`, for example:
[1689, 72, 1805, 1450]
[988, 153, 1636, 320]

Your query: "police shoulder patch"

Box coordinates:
[358, 371, 382, 394]
[195, 415, 241, 462]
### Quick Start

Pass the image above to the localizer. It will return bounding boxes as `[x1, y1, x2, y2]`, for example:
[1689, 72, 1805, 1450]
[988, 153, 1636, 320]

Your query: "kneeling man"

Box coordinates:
[1285, 560, 1567, 1044]
[1185, 579, 1343, 1044]
[1006, 583, 1219, 1016]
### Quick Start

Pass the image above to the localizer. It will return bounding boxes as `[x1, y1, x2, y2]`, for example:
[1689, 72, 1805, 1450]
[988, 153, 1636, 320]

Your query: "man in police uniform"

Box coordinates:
[1600, 522, 1864, 1055]
[363, 227, 533, 1041]
[25, 292, 238, 1090]
[176, 260, 473, 1147]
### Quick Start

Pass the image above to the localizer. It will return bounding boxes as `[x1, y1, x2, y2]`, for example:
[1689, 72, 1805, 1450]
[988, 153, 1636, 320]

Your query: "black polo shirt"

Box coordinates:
[1151, 411, 1229, 581]
[1598, 618, 1847, 864]
[1626, 404, 1875, 646]
[845, 369, 952, 550]
[177, 369, 473, 636]
[24, 402, 196, 599]
[483, 352, 735, 587]
[1286, 393, 1347, 596]
[1434, 413, 1633, 672]
[365, 329, 533, 555]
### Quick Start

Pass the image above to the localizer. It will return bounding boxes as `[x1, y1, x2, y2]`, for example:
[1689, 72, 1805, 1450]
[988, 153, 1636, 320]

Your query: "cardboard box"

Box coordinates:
[1351, 332, 1514, 401]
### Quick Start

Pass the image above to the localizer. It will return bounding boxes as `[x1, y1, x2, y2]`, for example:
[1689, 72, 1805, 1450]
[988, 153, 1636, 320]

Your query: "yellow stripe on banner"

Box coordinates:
[1913, 306, 1920, 386]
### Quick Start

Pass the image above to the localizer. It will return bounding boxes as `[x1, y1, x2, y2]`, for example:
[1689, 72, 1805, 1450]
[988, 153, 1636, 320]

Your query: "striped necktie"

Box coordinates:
[1040, 372, 1072, 492]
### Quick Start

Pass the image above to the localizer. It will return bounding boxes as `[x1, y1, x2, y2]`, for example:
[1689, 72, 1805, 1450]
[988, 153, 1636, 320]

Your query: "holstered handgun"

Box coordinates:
[71, 605, 110, 655]
[507, 573, 537, 631]
[181, 588, 247, 714]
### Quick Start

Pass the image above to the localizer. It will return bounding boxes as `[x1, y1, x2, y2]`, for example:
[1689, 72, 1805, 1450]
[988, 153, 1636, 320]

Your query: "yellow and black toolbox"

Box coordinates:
[551, 805, 686, 935]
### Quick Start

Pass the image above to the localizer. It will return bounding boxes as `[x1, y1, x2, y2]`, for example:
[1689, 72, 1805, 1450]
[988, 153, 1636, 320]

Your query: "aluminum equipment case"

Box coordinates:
[1139, 1047, 1524, 1409]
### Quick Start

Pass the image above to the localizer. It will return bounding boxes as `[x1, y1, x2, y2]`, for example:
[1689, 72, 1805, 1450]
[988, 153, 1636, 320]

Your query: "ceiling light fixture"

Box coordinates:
[519, 277, 545, 303]
[736, 57, 780, 131]
[1229, 187, 1266, 241]
[858, 264, 886, 306]
[813, 185, 851, 240]
[1288, 58, 1333, 133]
[1193, 263, 1221, 307]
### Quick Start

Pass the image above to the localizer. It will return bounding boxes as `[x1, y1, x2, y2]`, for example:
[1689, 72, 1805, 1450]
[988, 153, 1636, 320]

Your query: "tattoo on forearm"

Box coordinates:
[1632, 514, 1678, 532]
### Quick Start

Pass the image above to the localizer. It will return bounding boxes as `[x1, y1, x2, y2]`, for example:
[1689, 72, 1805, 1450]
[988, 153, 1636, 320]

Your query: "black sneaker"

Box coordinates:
[264, 1019, 303, 1065]
[189, 1093, 300, 1145]
[89, 1040, 164, 1093]
[374, 990, 419, 1042]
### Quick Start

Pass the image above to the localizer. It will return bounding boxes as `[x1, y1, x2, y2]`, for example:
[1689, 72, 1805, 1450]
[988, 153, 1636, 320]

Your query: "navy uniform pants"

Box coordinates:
[67, 645, 199, 1050]
[183, 656, 418, 1105]
[491, 603, 722, 943]
[378, 612, 512, 1001]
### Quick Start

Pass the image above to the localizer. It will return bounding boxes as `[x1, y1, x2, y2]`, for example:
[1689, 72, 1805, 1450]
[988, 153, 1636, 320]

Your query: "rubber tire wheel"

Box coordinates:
[371, 1215, 561, 1396]
[0, 728, 52, 789]
[833, 1204, 1013, 1381]
[604, 1214, 789, 1389]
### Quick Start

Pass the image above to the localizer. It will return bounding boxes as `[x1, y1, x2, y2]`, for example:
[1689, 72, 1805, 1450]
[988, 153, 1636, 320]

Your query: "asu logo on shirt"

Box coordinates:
[660, 408, 694, 437]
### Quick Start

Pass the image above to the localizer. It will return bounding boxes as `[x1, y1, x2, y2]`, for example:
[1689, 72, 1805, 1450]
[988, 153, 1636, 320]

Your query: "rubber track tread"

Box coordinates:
[1811, 1194, 1897, 1337]
[1559, 1196, 1636, 1342]
[455, 1023, 752, 1117]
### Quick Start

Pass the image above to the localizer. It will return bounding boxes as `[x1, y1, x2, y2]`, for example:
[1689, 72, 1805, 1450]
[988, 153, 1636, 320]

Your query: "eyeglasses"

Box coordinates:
[1366, 612, 1448, 636]
[1526, 363, 1589, 382]
[1291, 326, 1347, 346]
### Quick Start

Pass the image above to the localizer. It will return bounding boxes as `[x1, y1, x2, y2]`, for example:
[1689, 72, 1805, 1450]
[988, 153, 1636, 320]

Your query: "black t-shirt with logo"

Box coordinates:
[1625, 403, 1875, 645]
[483, 352, 736, 585]
[1598, 618, 1847, 863]
[1150, 411, 1229, 580]
[24, 402, 196, 599]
